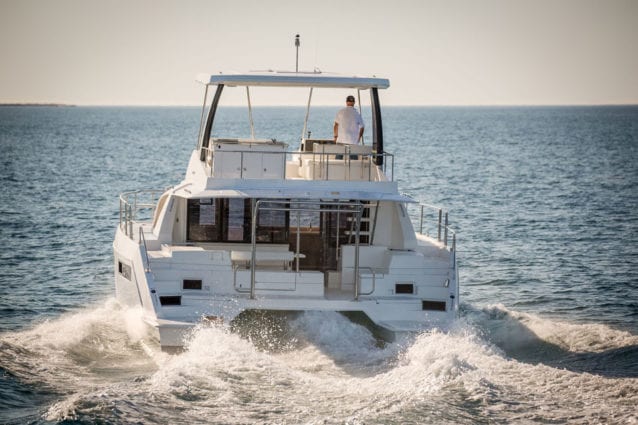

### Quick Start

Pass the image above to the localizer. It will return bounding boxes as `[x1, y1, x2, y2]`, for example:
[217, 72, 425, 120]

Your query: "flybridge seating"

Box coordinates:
[202, 137, 395, 182]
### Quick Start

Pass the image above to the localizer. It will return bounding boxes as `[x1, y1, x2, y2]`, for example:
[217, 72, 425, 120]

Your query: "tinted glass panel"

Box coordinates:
[187, 199, 220, 241]
[256, 201, 289, 243]
[225, 198, 250, 242]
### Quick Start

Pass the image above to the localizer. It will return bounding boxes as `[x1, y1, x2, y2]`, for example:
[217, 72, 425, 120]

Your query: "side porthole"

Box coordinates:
[183, 279, 203, 290]
[159, 296, 182, 306]
[395, 283, 414, 294]
[118, 261, 131, 280]
[422, 300, 446, 311]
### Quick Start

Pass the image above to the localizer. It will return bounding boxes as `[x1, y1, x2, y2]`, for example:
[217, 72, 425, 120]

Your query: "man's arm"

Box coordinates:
[333, 122, 339, 141]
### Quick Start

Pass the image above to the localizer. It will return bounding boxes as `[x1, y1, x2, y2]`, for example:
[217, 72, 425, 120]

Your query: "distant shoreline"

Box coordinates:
[0, 103, 75, 107]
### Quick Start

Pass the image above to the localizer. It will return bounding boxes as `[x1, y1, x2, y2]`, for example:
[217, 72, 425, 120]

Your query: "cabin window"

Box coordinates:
[256, 201, 289, 244]
[187, 198, 287, 244]
[226, 198, 248, 241]
[187, 198, 221, 241]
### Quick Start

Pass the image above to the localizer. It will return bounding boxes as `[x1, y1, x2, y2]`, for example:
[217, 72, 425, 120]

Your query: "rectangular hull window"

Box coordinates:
[159, 296, 182, 306]
[183, 279, 202, 290]
[118, 261, 131, 280]
[422, 300, 446, 311]
[395, 283, 414, 294]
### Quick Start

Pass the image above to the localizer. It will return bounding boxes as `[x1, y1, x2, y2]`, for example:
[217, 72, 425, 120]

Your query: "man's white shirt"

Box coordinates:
[335, 106, 364, 144]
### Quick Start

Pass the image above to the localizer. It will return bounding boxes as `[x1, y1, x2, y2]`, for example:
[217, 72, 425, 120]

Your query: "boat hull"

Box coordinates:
[114, 226, 458, 350]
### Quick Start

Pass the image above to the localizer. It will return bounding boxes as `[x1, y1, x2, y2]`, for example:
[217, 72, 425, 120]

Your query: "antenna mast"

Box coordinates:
[295, 34, 300, 73]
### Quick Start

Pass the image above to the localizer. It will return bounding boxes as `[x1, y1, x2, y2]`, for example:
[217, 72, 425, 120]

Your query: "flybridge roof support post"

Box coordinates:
[246, 86, 255, 139]
[301, 87, 313, 140]
[357, 89, 363, 144]
[200, 84, 225, 161]
[197, 84, 210, 147]
[250, 199, 258, 300]
[371, 88, 384, 166]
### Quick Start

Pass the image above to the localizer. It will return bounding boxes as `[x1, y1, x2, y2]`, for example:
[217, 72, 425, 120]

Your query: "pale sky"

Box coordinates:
[1, 0, 637, 106]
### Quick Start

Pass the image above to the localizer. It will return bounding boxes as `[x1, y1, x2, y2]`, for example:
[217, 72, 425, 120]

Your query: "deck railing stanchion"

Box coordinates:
[444, 212, 449, 246]
[437, 209, 442, 241]
[391, 154, 394, 181]
[354, 204, 362, 301]
[250, 199, 258, 299]
[139, 226, 152, 273]
[452, 233, 456, 269]
[128, 204, 133, 237]
[296, 209, 301, 272]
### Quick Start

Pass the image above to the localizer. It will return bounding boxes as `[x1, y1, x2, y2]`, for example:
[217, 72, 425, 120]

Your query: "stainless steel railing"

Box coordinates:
[139, 226, 152, 272]
[250, 199, 365, 300]
[119, 189, 164, 239]
[406, 202, 458, 269]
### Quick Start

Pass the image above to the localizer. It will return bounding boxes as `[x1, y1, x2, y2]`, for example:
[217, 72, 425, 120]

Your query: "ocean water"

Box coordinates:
[0, 105, 637, 424]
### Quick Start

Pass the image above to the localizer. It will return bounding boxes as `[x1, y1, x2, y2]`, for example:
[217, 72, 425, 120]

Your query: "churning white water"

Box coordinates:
[1, 299, 635, 424]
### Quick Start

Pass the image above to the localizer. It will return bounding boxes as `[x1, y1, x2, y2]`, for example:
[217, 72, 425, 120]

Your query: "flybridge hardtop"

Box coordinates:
[196, 71, 390, 89]
[114, 69, 458, 351]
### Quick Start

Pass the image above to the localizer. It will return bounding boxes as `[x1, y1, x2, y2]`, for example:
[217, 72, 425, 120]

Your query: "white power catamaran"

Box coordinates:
[114, 70, 459, 350]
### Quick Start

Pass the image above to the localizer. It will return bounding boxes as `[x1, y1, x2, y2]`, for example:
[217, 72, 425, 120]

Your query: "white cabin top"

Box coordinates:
[196, 71, 390, 89]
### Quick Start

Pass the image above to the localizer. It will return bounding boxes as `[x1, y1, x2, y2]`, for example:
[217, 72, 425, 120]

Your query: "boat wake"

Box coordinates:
[1, 299, 636, 424]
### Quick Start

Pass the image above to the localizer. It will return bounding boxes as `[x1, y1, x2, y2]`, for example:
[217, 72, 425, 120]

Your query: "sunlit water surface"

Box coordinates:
[1, 106, 637, 424]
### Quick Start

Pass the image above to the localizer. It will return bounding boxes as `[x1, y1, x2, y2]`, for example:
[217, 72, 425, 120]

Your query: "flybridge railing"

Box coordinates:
[119, 190, 164, 239]
[201, 146, 395, 182]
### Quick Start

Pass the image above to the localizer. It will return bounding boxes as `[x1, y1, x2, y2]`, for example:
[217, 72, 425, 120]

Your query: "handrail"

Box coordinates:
[119, 189, 164, 239]
[201, 146, 395, 182]
[407, 201, 457, 255]
[250, 200, 365, 300]
[139, 226, 152, 272]
[355, 266, 378, 296]
[411, 201, 458, 271]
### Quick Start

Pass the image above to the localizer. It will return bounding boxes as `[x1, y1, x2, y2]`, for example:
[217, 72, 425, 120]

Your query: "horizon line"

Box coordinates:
[2, 102, 638, 108]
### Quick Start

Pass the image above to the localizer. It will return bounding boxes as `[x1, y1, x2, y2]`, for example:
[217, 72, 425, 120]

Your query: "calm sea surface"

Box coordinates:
[0, 105, 637, 424]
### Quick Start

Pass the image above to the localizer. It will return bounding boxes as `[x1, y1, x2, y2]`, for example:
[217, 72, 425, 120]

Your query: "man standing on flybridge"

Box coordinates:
[334, 95, 364, 144]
